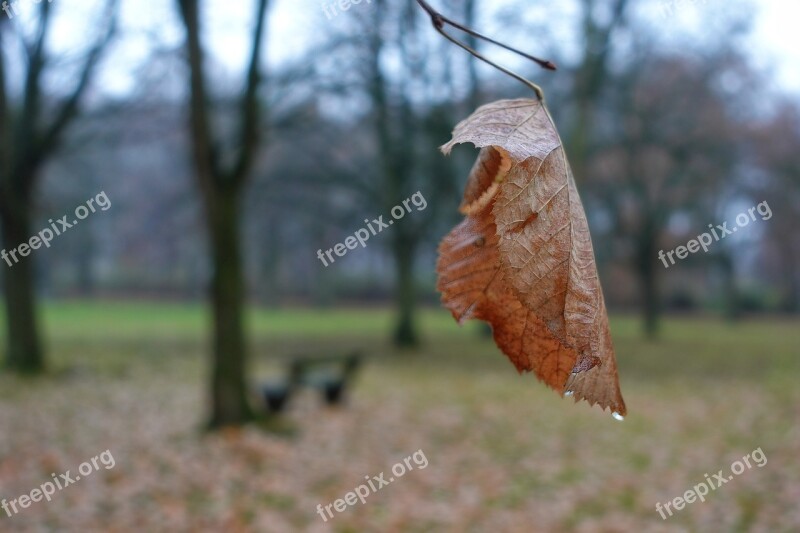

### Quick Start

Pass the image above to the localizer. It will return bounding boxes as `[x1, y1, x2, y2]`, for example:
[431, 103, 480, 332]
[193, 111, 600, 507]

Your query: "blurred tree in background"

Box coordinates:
[0, 0, 117, 373]
[176, 0, 270, 427]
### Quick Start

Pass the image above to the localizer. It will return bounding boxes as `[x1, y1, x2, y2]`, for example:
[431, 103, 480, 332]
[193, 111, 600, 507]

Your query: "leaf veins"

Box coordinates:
[438, 99, 626, 416]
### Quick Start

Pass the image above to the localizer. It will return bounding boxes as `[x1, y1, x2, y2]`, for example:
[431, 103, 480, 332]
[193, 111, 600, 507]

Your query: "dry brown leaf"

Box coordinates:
[437, 99, 626, 417]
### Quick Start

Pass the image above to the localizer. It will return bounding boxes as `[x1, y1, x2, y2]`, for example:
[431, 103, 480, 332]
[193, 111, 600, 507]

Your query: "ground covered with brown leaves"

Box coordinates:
[1, 308, 798, 532]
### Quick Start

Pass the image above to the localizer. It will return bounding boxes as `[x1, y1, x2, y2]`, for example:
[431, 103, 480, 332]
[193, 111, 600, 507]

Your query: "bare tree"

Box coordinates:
[0, 1, 117, 373]
[568, 0, 629, 183]
[752, 100, 800, 313]
[358, 0, 502, 347]
[590, 53, 744, 337]
[324, 0, 463, 348]
[175, 0, 270, 428]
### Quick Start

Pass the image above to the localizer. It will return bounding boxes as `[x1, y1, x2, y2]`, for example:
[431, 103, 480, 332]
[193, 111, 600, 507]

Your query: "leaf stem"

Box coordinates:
[415, 0, 556, 100]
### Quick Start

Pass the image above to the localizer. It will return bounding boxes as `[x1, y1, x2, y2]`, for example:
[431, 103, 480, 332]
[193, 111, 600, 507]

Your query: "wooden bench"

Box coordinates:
[261, 352, 363, 413]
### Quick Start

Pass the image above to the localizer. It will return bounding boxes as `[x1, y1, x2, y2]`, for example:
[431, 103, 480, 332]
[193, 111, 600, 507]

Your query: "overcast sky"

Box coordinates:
[7, 0, 800, 98]
[749, 0, 800, 92]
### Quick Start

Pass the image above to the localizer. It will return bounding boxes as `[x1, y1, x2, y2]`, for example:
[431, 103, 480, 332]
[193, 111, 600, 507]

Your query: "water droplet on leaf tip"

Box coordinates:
[612, 412, 624, 421]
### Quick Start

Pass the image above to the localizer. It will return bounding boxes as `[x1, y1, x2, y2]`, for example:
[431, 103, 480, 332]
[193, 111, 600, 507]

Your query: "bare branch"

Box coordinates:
[177, 0, 220, 196]
[415, 0, 556, 100]
[229, 0, 270, 187]
[39, 0, 119, 156]
[18, 0, 54, 159]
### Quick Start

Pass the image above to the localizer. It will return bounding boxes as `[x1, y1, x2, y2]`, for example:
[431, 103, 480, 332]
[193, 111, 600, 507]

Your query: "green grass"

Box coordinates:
[8, 301, 473, 339]
[1, 302, 797, 383]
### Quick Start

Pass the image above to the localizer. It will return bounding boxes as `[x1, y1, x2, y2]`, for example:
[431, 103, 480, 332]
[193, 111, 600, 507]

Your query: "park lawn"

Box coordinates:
[31, 301, 468, 339]
[0, 303, 798, 532]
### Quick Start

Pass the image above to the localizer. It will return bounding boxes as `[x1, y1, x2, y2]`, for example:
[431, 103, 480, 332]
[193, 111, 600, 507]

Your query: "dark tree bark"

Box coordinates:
[208, 188, 249, 426]
[636, 219, 660, 339]
[258, 213, 282, 307]
[0, 2, 116, 374]
[391, 232, 419, 348]
[367, 2, 421, 348]
[75, 231, 96, 297]
[0, 196, 43, 372]
[718, 251, 740, 321]
[176, 0, 269, 428]
[568, 0, 629, 183]
[780, 244, 799, 314]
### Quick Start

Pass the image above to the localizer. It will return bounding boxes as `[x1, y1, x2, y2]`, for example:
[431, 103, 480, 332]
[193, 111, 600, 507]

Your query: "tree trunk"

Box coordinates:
[569, 100, 592, 184]
[206, 188, 253, 428]
[641, 258, 659, 340]
[719, 251, 740, 321]
[75, 228, 95, 297]
[780, 242, 799, 314]
[637, 223, 660, 340]
[259, 214, 280, 307]
[392, 233, 418, 348]
[177, 0, 270, 429]
[1, 199, 44, 373]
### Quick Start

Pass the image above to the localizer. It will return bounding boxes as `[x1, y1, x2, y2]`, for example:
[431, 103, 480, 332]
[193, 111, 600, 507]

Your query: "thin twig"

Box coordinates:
[415, 0, 555, 100]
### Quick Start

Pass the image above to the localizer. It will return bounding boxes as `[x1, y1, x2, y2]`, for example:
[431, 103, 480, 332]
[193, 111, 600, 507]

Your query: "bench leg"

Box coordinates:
[323, 382, 345, 405]
[264, 388, 292, 413]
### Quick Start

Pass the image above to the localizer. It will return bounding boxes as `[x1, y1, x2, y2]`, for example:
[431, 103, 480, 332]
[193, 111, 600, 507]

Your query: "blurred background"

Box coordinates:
[0, 0, 798, 531]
